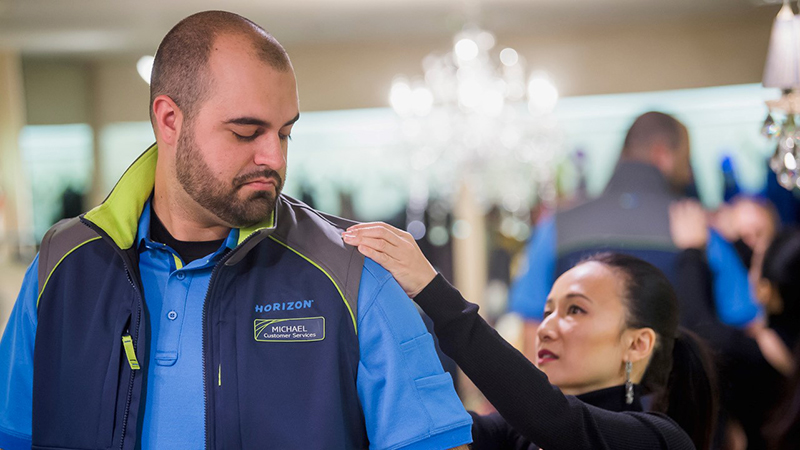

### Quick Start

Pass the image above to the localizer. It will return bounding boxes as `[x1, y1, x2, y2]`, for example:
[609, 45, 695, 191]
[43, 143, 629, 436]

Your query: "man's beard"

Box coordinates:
[175, 126, 283, 228]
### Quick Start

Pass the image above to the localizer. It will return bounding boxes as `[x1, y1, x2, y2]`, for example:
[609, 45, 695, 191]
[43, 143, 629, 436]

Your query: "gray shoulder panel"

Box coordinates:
[555, 190, 676, 255]
[37, 216, 101, 298]
[268, 195, 364, 320]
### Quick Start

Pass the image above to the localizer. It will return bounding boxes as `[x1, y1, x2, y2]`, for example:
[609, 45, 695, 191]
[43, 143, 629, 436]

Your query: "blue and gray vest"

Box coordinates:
[554, 161, 679, 282]
[32, 145, 368, 449]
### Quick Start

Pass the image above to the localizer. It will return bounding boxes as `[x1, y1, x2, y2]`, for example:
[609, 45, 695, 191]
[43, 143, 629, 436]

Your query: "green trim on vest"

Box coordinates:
[238, 211, 275, 246]
[268, 235, 358, 334]
[37, 236, 102, 308]
[84, 144, 158, 250]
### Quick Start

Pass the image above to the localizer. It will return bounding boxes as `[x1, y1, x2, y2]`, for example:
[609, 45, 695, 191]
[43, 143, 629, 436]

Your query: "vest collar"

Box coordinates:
[604, 161, 673, 196]
[84, 143, 275, 250]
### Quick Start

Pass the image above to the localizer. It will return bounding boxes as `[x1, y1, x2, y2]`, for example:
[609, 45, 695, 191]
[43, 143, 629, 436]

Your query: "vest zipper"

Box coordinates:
[202, 231, 261, 449]
[202, 264, 218, 450]
[78, 218, 146, 449]
[120, 267, 143, 450]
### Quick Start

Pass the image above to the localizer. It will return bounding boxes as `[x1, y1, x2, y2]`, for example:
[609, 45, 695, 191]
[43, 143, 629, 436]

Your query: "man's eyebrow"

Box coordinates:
[225, 113, 300, 128]
[225, 117, 268, 127]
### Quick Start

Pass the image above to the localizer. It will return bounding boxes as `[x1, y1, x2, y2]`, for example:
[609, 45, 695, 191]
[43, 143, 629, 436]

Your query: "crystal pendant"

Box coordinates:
[762, 113, 781, 138]
[778, 170, 797, 190]
[773, 135, 800, 190]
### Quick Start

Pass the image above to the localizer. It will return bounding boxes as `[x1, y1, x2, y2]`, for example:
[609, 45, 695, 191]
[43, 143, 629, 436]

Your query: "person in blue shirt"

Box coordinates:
[0, 11, 471, 450]
[509, 112, 761, 361]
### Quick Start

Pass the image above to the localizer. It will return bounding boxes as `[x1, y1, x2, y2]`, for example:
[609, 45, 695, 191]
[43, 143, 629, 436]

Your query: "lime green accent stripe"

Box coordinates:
[122, 335, 141, 370]
[84, 144, 158, 250]
[173, 254, 183, 270]
[218, 364, 221, 386]
[37, 236, 102, 308]
[267, 236, 357, 334]
[237, 210, 275, 246]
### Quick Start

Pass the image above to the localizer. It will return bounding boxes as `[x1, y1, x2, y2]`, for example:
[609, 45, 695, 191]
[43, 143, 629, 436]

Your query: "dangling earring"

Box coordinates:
[624, 360, 634, 405]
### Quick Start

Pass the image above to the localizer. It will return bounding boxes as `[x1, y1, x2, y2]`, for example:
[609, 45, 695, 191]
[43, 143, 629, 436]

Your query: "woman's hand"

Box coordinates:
[747, 322, 795, 376]
[669, 200, 709, 250]
[342, 222, 437, 298]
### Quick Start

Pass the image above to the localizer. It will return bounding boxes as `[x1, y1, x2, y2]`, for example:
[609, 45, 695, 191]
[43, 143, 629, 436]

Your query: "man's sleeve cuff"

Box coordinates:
[0, 426, 32, 450]
[393, 423, 472, 450]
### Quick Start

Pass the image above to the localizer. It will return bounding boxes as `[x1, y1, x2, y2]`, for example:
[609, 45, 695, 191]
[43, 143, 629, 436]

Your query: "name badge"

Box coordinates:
[254, 317, 325, 342]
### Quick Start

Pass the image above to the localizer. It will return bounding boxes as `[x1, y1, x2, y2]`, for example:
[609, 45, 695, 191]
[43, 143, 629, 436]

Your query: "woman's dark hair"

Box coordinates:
[761, 229, 800, 450]
[582, 253, 718, 450]
[765, 340, 800, 450]
[761, 228, 800, 343]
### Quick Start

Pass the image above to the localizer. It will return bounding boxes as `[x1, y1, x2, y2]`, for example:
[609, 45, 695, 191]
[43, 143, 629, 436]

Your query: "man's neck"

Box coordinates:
[151, 185, 231, 242]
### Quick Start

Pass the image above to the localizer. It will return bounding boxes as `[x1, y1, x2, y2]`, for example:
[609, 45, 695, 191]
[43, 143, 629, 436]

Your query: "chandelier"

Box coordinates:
[389, 25, 561, 237]
[762, 1, 800, 189]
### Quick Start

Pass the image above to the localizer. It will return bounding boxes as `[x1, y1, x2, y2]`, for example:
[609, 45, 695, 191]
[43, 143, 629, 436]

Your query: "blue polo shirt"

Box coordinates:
[0, 204, 472, 449]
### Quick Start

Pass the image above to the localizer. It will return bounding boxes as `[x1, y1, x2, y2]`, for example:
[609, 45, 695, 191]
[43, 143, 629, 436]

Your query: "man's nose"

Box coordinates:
[253, 133, 286, 168]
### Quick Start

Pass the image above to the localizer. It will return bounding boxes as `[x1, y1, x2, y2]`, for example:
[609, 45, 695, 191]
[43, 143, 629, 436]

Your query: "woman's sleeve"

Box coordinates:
[414, 274, 695, 450]
[469, 412, 539, 450]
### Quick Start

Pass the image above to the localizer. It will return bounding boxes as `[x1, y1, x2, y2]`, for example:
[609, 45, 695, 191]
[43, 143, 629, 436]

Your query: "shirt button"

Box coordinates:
[176, 272, 186, 280]
[167, 310, 178, 321]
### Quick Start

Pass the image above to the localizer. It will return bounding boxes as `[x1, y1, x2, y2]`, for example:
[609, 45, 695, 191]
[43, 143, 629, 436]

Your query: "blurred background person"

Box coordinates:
[710, 195, 779, 284]
[670, 200, 800, 449]
[509, 112, 760, 361]
[758, 229, 800, 450]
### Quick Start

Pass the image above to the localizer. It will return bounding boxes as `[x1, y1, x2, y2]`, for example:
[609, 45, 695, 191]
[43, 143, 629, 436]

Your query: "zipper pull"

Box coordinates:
[122, 335, 141, 370]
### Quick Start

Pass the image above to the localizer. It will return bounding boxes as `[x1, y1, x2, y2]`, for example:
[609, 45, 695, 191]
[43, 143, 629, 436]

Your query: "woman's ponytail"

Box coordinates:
[652, 328, 718, 450]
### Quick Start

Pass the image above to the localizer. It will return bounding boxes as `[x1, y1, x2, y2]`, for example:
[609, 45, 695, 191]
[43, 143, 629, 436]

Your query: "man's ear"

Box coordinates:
[152, 94, 183, 148]
[625, 327, 657, 364]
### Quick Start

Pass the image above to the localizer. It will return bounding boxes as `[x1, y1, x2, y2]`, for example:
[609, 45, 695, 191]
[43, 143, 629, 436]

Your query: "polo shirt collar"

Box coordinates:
[135, 199, 240, 253]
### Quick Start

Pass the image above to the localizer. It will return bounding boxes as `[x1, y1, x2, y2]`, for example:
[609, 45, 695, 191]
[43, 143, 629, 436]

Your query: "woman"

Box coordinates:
[342, 223, 716, 450]
[757, 228, 800, 450]
[670, 201, 794, 449]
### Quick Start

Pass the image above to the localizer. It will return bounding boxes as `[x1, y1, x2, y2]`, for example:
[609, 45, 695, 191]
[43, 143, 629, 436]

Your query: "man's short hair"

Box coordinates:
[621, 111, 685, 157]
[149, 10, 291, 123]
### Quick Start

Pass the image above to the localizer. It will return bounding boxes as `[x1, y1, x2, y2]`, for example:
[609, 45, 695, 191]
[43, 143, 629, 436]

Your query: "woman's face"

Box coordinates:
[536, 261, 632, 395]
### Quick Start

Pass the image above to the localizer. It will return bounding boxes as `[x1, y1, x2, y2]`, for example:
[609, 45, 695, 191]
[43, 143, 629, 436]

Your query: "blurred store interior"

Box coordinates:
[0, 0, 791, 343]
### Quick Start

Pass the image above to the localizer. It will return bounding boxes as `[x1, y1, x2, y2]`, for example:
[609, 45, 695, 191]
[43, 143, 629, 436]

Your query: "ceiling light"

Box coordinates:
[136, 55, 154, 85]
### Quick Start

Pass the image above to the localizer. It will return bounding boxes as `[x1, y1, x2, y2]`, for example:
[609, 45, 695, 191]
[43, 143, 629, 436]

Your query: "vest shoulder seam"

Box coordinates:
[37, 217, 102, 308]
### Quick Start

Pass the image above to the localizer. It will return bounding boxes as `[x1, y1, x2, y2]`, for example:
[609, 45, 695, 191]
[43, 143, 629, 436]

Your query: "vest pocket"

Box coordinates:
[95, 314, 132, 448]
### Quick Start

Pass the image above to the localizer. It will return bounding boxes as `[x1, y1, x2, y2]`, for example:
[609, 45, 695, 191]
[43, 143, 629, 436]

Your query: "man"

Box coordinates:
[0, 11, 472, 450]
[509, 111, 760, 358]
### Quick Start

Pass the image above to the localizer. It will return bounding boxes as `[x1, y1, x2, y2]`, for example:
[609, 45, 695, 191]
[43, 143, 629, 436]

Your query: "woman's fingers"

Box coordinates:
[349, 236, 401, 261]
[343, 221, 437, 298]
[344, 223, 406, 247]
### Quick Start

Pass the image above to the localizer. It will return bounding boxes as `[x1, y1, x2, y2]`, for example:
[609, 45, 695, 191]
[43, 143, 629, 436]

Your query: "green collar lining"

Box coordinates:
[237, 210, 275, 246]
[84, 143, 277, 250]
[84, 144, 158, 249]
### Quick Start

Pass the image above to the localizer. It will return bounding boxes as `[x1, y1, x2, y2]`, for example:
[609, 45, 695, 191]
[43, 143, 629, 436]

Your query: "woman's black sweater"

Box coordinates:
[415, 274, 695, 450]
